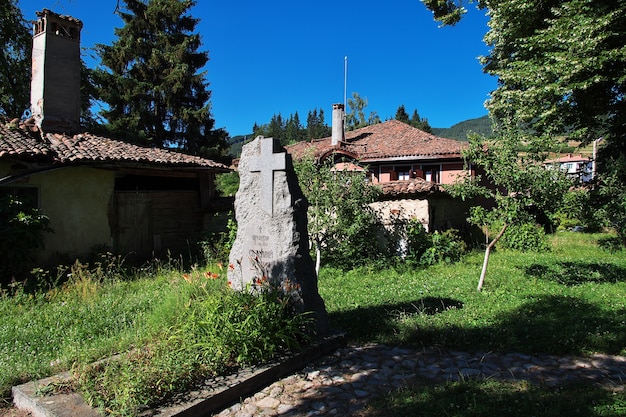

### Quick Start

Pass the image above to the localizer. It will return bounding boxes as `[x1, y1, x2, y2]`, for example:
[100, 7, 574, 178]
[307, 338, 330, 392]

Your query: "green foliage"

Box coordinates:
[346, 92, 380, 131]
[498, 222, 550, 252]
[0, 195, 52, 283]
[367, 380, 626, 417]
[94, 0, 228, 158]
[252, 108, 330, 144]
[554, 187, 604, 232]
[404, 220, 467, 266]
[199, 213, 237, 264]
[0, 0, 30, 118]
[295, 154, 384, 270]
[423, 0, 626, 249]
[214, 171, 239, 197]
[320, 232, 626, 355]
[75, 271, 311, 416]
[395, 105, 432, 133]
[432, 115, 493, 141]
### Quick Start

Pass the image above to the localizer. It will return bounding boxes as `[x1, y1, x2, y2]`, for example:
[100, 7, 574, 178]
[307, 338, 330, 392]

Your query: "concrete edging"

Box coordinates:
[13, 332, 346, 417]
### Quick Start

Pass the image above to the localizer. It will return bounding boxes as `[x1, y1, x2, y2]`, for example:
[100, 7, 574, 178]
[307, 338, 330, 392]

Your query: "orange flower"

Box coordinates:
[211, 272, 219, 279]
[229, 263, 235, 270]
[227, 281, 232, 287]
[182, 273, 191, 283]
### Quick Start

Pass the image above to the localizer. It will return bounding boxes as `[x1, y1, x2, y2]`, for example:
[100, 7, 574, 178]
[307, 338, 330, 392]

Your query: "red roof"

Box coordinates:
[286, 120, 467, 162]
[0, 123, 229, 170]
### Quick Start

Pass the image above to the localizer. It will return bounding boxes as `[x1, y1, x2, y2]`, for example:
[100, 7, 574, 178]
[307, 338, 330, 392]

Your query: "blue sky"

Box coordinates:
[19, 0, 496, 136]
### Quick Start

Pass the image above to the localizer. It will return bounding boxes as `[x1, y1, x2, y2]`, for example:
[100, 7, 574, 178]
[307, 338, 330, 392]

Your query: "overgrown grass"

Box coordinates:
[0, 262, 311, 416]
[1, 231, 624, 415]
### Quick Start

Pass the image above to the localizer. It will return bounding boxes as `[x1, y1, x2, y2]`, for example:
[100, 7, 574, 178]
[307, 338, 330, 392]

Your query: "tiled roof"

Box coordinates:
[286, 120, 467, 162]
[0, 123, 229, 170]
[377, 178, 439, 196]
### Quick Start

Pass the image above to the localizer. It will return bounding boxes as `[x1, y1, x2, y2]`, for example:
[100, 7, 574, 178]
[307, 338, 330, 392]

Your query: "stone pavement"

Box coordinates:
[215, 343, 626, 417]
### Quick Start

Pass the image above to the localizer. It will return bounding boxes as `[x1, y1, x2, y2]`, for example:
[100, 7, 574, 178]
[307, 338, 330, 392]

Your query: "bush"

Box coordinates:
[0, 195, 52, 284]
[420, 229, 467, 266]
[199, 214, 237, 264]
[404, 220, 467, 267]
[499, 222, 550, 252]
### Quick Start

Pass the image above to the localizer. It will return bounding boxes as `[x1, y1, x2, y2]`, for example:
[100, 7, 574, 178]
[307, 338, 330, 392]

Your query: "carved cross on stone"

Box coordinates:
[248, 137, 286, 216]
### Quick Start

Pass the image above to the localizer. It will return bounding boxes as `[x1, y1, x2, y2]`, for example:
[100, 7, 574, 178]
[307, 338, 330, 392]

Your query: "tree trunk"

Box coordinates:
[315, 242, 322, 278]
[477, 223, 508, 291]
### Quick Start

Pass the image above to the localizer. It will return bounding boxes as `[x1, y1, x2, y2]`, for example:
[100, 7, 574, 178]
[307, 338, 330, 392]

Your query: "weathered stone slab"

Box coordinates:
[228, 136, 330, 335]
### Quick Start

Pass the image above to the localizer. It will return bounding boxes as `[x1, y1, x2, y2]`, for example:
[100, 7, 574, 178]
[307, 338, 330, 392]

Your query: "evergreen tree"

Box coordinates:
[0, 0, 30, 119]
[306, 108, 330, 139]
[285, 112, 304, 144]
[410, 109, 432, 133]
[94, 0, 227, 159]
[395, 105, 410, 124]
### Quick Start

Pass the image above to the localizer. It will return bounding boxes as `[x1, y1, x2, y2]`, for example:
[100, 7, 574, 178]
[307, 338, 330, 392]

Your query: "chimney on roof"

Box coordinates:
[331, 103, 345, 147]
[30, 9, 83, 134]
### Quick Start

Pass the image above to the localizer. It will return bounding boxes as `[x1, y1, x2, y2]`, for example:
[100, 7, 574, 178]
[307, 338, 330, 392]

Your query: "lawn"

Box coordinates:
[1, 231, 625, 415]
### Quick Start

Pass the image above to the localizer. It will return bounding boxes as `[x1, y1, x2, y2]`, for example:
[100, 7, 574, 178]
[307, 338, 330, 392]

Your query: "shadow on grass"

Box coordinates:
[330, 295, 626, 356]
[524, 261, 626, 286]
[328, 297, 463, 343]
[363, 380, 626, 417]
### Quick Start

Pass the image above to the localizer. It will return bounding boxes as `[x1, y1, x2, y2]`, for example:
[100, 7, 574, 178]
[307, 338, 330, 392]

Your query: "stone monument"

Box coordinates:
[228, 136, 331, 335]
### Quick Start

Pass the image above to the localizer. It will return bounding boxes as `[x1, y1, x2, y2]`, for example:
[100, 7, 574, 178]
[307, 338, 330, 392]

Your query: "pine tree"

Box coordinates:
[94, 0, 227, 159]
[410, 109, 432, 133]
[0, 0, 30, 119]
[395, 105, 410, 124]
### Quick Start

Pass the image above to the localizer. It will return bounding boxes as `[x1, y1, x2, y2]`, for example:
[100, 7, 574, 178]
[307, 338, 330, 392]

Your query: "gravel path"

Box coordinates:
[215, 343, 626, 417]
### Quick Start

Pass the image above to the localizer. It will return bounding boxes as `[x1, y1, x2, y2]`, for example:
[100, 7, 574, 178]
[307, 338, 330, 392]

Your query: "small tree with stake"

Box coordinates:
[446, 129, 571, 291]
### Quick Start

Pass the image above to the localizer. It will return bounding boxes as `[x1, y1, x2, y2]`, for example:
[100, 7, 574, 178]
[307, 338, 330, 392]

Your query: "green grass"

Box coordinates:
[1, 231, 624, 415]
[363, 380, 626, 417]
[320, 231, 626, 356]
[318, 231, 626, 417]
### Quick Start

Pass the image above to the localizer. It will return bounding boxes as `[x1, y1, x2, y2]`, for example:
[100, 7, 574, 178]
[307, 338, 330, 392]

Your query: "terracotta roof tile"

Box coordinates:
[0, 124, 229, 170]
[378, 178, 439, 196]
[287, 120, 467, 161]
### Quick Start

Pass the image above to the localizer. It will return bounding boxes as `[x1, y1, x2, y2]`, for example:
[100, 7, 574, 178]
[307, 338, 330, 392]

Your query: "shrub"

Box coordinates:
[404, 220, 467, 267]
[420, 229, 467, 266]
[199, 214, 237, 264]
[0, 195, 52, 284]
[499, 222, 550, 252]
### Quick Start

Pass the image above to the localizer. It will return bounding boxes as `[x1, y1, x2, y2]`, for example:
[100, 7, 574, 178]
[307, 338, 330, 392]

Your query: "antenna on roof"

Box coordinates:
[343, 56, 348, 110]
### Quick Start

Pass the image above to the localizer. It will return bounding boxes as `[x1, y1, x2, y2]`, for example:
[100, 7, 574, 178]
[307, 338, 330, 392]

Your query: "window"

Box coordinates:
[396, 166, 411, 181]
[422, 165, 440, 183]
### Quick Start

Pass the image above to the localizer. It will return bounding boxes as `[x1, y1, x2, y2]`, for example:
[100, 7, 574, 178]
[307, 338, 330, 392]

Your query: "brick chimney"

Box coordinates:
[30, 9, 83, 134]
[331, 103, 345, 146]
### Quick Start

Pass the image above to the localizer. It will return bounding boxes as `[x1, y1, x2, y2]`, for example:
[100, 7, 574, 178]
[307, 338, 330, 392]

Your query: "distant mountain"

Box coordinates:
[432, 115, 493, 141]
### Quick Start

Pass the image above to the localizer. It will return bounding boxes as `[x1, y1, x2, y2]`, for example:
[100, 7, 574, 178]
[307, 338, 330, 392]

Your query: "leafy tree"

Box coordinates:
[0, 0, 31, 119]
[346, 92, 380, 131]
[295, 154, 382, 274]
[422, 0, 626, 246]
[94, 0, 228, 159]
[446, 131, 571, 290]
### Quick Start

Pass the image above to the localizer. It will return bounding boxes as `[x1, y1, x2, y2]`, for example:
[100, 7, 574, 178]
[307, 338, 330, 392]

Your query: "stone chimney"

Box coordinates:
[30, 9, 83, 133]
[331, 103, 345, 146]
